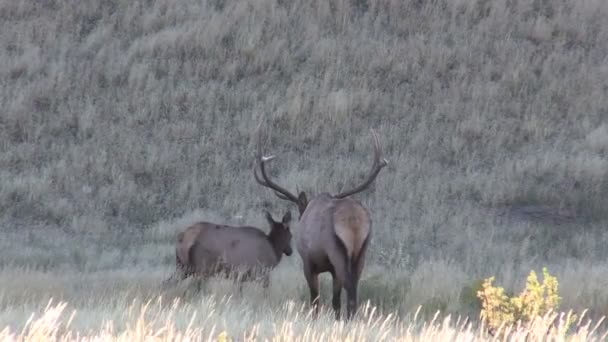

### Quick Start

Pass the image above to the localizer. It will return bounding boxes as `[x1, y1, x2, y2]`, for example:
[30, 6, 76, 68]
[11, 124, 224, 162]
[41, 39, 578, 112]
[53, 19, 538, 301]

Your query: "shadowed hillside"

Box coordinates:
[1, 0, 608, 332]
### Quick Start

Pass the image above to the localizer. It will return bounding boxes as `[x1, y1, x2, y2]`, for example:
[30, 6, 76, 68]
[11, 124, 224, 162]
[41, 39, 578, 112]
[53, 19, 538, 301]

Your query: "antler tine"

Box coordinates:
[253, 125, 300, 204]
[274, 192, 291, 200]
[333, 129, 388, 199]
[252, 160, 266, 185]
[370, 128, 388, 167]
[256, 124, 264, 160]
[253, 163, 290, 200]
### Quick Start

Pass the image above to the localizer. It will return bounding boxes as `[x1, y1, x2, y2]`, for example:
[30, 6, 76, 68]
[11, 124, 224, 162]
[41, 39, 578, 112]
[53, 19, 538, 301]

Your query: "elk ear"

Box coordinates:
[296, 192, 308, 216]
[298, 192, 308, 206]
[282, 211, 292, 224]
[264, 210, 275, 225]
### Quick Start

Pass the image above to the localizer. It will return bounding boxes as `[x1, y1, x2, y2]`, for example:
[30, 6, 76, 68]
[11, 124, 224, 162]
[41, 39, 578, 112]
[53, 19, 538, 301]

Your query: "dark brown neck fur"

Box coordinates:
[267, 230, 283, 261]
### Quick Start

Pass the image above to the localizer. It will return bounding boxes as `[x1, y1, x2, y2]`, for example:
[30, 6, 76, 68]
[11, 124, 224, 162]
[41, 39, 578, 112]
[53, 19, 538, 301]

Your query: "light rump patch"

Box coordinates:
[176, 224, 205, 267]
[333, 203, 370, 259]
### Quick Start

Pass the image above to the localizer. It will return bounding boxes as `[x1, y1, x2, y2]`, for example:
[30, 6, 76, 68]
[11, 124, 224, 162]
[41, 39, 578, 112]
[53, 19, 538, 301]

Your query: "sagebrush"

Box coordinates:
[478, 267, 577, 334]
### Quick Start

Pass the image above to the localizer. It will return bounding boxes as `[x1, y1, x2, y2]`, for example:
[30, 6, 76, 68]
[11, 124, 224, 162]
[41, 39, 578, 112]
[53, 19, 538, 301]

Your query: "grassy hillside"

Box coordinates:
[1, 0, 608, 338]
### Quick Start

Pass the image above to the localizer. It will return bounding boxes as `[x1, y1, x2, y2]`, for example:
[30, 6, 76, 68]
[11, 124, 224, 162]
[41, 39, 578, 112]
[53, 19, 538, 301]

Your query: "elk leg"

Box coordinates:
[347, 237, 369, 320]
[161, 272, 177, 289]
[237, 281, 244, 296]
[262, 273, 270, 290]
[303, 263, 320, 317]
[232, 270, 245, 296]
[345, 281, 358, 320]
[195, 276, 204, 293]
[185, 275, 204, 298]
[331, 270, 342, 320]
[256, 272, 270, 298]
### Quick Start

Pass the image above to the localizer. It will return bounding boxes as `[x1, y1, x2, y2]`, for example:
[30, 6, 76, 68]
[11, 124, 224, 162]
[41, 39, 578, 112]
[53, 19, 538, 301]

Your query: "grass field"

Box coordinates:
[1, 0, 608, 339]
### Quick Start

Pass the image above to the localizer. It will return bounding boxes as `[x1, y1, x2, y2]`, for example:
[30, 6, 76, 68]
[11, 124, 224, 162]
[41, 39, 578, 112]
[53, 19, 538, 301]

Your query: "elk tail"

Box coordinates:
[333, 234, 353, 279]
[176, 231, 197, 278]
[176, 232, 186, 268]
[333, 214, 371, 286]
[348, 253, 356, 290]
[352, 234, 370, 281]
[334, 234, 367, 297]
[186, 239, 200, 275]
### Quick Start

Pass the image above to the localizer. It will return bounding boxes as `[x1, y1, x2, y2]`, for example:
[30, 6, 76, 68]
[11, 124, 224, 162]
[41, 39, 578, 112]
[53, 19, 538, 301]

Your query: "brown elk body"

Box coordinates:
[254, 129, 387, 320]
[174, 211, 292, 289]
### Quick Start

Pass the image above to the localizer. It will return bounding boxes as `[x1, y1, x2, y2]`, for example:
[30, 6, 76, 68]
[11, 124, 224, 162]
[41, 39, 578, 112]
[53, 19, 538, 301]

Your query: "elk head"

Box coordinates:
[265, 210, 293, 257]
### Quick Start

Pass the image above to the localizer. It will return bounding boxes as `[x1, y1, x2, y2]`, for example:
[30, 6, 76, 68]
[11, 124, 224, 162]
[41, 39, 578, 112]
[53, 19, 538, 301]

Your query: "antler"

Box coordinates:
[333, 129, 388, 199]
[253, 127, 301, 204]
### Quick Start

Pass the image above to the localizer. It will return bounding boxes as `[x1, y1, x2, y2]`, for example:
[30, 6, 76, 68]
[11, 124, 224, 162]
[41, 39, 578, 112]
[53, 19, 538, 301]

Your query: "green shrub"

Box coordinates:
[217, 331, 233, 342]
[477, 267, 574, 333]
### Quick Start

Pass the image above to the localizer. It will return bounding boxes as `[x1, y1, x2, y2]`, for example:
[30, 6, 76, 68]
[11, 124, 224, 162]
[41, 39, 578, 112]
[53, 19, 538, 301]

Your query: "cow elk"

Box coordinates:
[254, 129, 388, 320]
[173, 211, 293, 291]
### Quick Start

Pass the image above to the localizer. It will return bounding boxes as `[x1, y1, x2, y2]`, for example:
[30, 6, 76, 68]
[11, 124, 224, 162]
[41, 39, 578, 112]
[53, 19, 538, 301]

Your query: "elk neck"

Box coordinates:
[266, 230, 284, 261]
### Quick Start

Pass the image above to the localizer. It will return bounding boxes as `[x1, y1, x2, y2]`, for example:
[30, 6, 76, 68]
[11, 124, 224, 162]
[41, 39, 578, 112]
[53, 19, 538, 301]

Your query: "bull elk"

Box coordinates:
[173, 211, 293, 291]
[253, 129, 388, 320]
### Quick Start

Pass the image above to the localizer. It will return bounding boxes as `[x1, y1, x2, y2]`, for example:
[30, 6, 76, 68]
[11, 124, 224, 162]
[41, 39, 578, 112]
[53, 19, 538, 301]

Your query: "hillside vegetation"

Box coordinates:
[1, 0, 608, 338]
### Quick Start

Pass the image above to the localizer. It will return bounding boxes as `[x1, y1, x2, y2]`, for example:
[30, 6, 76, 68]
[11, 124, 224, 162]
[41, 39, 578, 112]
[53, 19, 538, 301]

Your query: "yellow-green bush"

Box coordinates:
[477, 267, 572, 333]
[217, 331, 233, 342]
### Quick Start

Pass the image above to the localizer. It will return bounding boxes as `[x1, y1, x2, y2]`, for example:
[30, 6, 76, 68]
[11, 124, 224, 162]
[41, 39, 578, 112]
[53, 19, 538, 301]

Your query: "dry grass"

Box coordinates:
[1, 298, 607, 341]
[1, 0, 608, 339]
